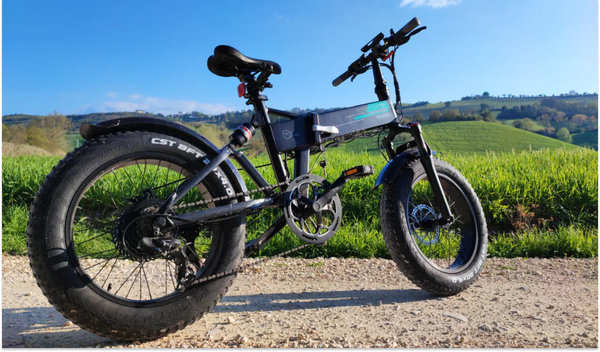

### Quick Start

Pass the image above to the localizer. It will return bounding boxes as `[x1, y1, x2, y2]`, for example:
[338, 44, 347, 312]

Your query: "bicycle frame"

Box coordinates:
[160, 57, 453, 254]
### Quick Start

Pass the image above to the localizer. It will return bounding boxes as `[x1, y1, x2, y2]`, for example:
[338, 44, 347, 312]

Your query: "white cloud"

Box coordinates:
[97, 94, 236, 115]
[400, 0, 461, 9]
[107, 91, 118, 98]
[274, 13, 290, 23]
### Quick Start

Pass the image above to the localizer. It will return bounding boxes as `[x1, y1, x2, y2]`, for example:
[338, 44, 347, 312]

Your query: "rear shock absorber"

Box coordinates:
[229, 122, 255, 147]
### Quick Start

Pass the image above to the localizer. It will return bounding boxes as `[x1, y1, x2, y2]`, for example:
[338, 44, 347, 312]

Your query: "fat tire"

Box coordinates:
[27, 131, 246, 341]
[380, 158, 488, 296]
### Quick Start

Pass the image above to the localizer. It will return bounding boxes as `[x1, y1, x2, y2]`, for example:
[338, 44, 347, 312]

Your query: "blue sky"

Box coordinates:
[3, 0, 598, 116]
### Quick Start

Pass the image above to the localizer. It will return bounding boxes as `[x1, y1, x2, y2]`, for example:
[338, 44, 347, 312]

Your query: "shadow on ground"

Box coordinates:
[2, 288, 431, 347]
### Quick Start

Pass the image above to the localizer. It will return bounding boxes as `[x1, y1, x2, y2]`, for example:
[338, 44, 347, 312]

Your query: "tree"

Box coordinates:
[24, 111, 71, 152]
[26, 126, 53, 150]
[429, 110, 442, 122]
[412, 111, 425, 123]
[556, 127, 572, 143]
[480, 109, 497, 123]
[571, 114, 588, 128]
[482, 91, 490, 98]
[442, 109, 460, 121]
[2, 123, 27, 144]
[0, 123, 6, 140]
[514, 118, 536, 131]
[480, 103, 489, 111]
[444, 101, 452, 108]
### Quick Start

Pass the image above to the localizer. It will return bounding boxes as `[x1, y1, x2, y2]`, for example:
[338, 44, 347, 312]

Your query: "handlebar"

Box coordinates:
[332, 17, 422, 87]
[332, 70, 353, 87]
[390, 17, 420, 45]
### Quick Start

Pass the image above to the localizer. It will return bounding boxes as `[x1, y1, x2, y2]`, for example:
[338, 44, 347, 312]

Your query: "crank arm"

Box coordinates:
[312, 165, 374, 211]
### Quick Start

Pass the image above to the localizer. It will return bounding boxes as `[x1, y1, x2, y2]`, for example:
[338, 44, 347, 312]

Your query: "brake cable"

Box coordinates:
[380, 45, 403, 120]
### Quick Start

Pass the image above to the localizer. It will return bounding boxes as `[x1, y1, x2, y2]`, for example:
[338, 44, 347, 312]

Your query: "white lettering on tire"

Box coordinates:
[151, 137, 235, 196]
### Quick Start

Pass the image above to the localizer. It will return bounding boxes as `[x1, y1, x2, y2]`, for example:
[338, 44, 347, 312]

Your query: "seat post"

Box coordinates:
[244, 75, 289, 187]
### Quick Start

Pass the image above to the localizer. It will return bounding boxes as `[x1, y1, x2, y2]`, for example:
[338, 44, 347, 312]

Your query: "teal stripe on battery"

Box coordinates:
[353, 101, 390, 120]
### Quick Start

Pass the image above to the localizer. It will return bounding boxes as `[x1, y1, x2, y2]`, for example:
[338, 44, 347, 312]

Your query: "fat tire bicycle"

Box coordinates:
[27, 17, 488, 340]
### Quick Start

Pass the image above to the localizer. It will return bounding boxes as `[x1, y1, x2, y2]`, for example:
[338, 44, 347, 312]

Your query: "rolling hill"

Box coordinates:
[403, 93, 597, 117]
[572, 130, 598, 150]
[339, 121, 579, 155]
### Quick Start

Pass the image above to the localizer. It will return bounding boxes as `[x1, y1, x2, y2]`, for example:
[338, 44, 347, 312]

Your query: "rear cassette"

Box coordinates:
[283, 174, 342, 244]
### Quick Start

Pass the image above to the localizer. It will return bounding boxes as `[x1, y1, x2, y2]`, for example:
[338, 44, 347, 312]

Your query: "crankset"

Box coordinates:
[283, 174, 342, 244]
[283, 165, 374, 244]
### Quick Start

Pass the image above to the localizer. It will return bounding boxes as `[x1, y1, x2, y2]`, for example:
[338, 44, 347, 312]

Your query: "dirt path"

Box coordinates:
[2, 254, 597, 348]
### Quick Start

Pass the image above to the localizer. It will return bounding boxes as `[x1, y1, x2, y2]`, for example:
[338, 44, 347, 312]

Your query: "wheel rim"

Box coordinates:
[406, 173, 478, 273]
[66, 155, 220, 305]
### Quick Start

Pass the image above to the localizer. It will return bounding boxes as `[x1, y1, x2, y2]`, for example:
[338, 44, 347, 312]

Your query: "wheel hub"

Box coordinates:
[410, 204, 440, 245]
[114, 199, 177, 261]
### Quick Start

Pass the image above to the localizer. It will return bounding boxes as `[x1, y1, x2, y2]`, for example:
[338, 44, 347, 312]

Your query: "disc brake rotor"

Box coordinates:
[283, 174, 342, 244]
[410, 204, 440, 245]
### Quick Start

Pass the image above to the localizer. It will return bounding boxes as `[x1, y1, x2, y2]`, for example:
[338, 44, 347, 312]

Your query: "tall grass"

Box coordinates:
[2, 147, 597, 258]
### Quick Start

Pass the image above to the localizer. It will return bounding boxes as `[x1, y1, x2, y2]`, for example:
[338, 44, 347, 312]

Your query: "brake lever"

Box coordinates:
[350, 65, 371, 82]
[406, 26, 427, 39]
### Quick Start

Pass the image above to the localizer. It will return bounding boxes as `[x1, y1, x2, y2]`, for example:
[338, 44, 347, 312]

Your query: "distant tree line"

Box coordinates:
[497, 98, 597, 142]
[404, 103, 497, 124]
[402, 96, 598, 145]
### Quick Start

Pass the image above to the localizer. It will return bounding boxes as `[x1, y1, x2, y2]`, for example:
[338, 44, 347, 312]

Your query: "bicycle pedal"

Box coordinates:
[342, 165, 374, 180]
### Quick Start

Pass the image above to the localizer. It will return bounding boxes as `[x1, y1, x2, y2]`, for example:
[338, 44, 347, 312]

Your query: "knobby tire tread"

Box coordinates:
[380, 158, 488, 296]
[27, 131, 245, 341]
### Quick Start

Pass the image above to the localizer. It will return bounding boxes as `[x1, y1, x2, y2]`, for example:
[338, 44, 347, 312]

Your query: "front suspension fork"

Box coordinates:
[386, 123, 454, 226]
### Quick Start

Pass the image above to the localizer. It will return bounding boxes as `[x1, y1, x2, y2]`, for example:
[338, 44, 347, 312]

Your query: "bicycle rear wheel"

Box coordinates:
[27, 131, 245, 340]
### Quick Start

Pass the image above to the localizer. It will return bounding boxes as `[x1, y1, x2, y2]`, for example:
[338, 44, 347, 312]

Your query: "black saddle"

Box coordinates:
[207, 45, 281, 77]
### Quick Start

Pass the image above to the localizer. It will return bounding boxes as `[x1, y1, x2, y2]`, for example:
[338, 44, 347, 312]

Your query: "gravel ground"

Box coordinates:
[2, 254, 598, 348]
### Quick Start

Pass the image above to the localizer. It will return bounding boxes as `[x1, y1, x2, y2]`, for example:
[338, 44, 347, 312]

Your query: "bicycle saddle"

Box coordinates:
[207, 45, 281, 77]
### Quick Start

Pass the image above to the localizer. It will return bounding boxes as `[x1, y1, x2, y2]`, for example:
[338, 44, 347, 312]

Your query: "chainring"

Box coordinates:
[283, 174, 342, 244]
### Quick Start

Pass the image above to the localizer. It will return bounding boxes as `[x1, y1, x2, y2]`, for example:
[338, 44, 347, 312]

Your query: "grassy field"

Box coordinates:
[340, 121, 577, 156]
[572, 130, 598, 150]
[3, 146, 597, 258]
[500, 118, 546, 131]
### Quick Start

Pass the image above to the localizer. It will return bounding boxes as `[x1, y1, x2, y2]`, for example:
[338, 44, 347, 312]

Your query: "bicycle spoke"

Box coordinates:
[150, 161, 162, 188]
[81, 196, 119, 210]
[91, 251, 120, 280]
[110, 168, 128, 199]
[121, 166, 137, 196]
[79, 248, 118, 259]
[83, 250, 118, 271]
[71, 158, 218, 302]
[134, 161, 149, 194]
[75, 232, 111, 247]
[125, 265, 143, 299]
[114, 262, 141, 295]
[101, 256, 120, 289]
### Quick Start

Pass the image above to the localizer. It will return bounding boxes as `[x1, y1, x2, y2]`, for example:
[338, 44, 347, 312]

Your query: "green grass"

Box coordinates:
[572, 130, 598, 150]
[341, 121, 577, 155]
[3, 146, 597, 258]
[501, 118, 545, 131]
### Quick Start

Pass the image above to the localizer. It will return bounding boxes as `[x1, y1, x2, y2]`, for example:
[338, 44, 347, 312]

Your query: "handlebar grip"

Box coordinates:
[332, 70, 353, 87]
[391, 17, 420, 44]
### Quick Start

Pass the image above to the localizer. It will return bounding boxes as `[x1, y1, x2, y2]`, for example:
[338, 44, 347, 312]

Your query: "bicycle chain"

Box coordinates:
[172, 181, 289, 210]
[169, 179, 317, 288]
[191, 242, 312, 285]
